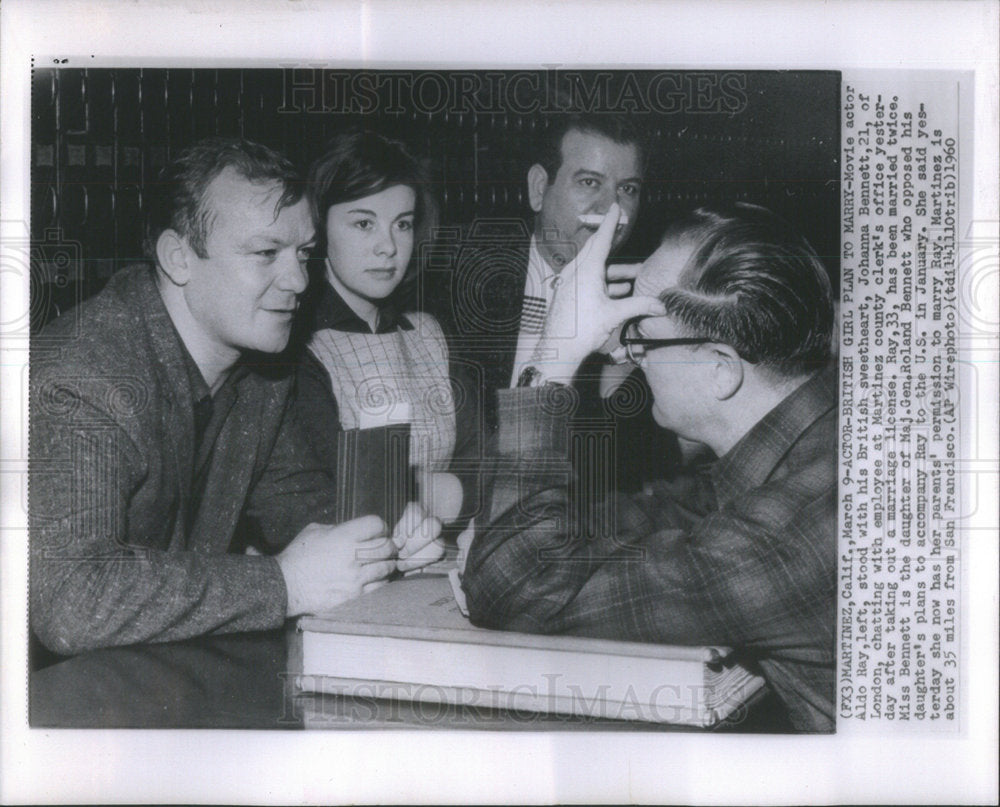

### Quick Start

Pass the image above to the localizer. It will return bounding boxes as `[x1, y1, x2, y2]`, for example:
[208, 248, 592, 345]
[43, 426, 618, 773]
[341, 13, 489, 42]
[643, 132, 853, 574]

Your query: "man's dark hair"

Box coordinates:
[657, 203, 834, 378]
[533, 113, 646, 183]
[306, 128, 438, 282]
[143, 137, 302, 261]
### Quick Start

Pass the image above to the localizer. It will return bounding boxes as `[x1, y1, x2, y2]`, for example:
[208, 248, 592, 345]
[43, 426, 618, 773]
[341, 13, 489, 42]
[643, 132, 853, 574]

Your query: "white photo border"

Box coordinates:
[1, 1, 997, 804]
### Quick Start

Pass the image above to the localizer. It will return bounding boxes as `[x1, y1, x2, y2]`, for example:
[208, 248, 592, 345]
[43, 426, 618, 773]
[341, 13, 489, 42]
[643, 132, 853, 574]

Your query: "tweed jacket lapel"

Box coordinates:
[129, 267, 198, 546]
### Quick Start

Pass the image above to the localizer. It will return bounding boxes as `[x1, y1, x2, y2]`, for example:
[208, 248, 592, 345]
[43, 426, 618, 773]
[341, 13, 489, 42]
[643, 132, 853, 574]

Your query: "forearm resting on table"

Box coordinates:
[462, 387, 725, 644]
[30, 542, 288, 655]
[462, 387, 589, 631]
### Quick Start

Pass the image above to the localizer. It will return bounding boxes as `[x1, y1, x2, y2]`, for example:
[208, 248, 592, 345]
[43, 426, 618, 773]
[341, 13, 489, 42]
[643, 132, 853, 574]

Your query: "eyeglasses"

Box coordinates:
[618, 316, 757, 366]
[618, 316, 716, 366]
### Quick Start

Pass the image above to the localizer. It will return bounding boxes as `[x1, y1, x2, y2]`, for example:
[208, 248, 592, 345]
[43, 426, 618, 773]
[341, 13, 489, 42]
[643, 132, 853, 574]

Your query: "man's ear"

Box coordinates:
[155, 229, 192, 287]
[527, 164, 549, 213]
[708, 344, 744, 401]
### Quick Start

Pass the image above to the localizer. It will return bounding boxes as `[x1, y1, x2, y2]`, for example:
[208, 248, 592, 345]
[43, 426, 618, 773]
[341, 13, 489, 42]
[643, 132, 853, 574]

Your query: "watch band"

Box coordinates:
[516, 366, 566, 389]
[516, 366, 543, 388]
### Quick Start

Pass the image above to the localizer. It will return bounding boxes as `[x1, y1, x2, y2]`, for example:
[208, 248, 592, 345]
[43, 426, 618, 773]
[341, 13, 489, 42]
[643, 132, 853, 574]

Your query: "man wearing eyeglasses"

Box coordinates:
[463, 202, 837, 732]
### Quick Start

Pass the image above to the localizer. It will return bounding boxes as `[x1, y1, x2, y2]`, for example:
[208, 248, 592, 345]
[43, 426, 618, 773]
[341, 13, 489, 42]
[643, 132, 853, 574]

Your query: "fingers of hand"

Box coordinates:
[391, 501, 428, 549]
[456, 520, 475, 552]
[615, 294, 667, 324]
[396, 538, 446, 573]
[398, 516, 443, 559]
[598, 329, 620, 354]
[589, 202, 621, 262]
[606, 262, 638, 299]
[355, 535, 396, 563]
[361, 559, 398, 585]
[571, 202, 619, 284]
[605, 263, 640, 282]
[340, 514, 388, 543]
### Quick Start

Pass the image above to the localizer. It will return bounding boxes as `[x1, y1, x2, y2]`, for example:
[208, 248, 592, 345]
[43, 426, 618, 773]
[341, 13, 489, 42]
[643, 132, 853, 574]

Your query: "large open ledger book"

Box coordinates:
[291, 576, 765, 727]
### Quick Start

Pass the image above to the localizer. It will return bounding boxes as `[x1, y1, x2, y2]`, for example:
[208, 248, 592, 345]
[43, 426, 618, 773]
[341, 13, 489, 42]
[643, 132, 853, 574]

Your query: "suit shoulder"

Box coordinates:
[35, 277, 150, 372]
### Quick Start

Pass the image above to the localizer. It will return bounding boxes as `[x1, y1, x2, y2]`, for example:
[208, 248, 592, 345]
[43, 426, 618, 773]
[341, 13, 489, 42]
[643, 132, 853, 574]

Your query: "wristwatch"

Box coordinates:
[516, 366, 566, 388]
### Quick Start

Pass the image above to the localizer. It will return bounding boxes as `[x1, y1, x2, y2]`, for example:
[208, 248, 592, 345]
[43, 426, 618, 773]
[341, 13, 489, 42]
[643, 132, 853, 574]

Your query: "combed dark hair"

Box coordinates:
[657, 203, 834, 378]
[143, 137, 302, 260]
[306, 128, 438, 288]
[533, 112, 645, 183]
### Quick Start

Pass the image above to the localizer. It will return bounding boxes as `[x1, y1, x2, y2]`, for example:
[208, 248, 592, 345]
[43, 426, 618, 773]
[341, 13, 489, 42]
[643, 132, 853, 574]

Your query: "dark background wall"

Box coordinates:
[30, 68, 839, 328]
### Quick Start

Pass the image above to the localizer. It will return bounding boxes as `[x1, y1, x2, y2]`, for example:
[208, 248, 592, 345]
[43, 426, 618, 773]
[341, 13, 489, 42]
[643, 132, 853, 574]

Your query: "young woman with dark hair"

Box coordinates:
[294, 130, 475, 548]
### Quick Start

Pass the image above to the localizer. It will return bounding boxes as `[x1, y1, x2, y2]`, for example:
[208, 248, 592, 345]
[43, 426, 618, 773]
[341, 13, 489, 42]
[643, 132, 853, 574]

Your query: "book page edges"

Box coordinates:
[293, 673, 766, 728]
[297, 616, 726, 663]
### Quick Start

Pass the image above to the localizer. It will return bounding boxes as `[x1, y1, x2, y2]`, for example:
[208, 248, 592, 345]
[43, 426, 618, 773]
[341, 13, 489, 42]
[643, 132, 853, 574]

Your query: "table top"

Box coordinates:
[29, 628, 782, 731]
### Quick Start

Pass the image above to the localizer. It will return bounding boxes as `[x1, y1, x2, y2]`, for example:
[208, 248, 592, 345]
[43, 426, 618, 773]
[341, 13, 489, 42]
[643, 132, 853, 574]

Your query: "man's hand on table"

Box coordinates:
[276, 500, 449, 616]
[277, 516, 396, 617]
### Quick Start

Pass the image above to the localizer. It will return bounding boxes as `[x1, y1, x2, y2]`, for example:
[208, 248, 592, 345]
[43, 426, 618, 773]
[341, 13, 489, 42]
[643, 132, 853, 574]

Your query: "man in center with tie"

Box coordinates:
[510, 113, 645, 387]
[445, 112, 646, 432]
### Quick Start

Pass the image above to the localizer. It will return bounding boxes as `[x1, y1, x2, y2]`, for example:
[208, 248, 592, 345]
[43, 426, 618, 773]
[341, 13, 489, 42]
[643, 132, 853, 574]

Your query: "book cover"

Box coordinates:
[293, 576, 765, 727]
[334, 424, 413, 529]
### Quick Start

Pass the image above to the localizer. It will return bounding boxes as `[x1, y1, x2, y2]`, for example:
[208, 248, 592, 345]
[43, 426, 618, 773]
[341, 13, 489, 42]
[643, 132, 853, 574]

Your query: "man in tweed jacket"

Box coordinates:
[464, 202, 838, 731]
[30, 139, 435, 656]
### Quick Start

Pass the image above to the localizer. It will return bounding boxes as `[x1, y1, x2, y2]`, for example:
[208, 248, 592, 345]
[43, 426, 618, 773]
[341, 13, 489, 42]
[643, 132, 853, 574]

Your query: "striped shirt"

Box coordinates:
[509, 237, 563, 385]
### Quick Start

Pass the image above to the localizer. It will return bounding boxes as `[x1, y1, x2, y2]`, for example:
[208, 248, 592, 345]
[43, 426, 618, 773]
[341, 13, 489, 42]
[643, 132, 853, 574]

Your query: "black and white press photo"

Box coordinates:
[26, 66, 841, 733]
[1, 2, 996, 804]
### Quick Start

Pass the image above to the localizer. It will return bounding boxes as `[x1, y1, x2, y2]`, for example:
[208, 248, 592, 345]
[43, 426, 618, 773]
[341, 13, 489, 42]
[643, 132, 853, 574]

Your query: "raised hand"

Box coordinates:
[534, 204, 664, 381]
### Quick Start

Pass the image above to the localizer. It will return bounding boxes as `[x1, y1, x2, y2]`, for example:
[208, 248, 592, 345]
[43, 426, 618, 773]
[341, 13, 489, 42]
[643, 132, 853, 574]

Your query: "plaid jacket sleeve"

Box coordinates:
[463, 386, 836, 656]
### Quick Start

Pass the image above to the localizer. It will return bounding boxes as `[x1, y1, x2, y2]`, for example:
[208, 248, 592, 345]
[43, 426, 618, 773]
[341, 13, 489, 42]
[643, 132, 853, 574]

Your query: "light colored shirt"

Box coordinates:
[509, 237, 565, 386]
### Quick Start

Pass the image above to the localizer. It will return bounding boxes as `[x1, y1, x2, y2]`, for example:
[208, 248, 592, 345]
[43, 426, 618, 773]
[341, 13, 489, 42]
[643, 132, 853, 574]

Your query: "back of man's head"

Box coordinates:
[143, 137, 301, 261]
[533, 112, 645, 182]
[656, 203, 834, 380]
